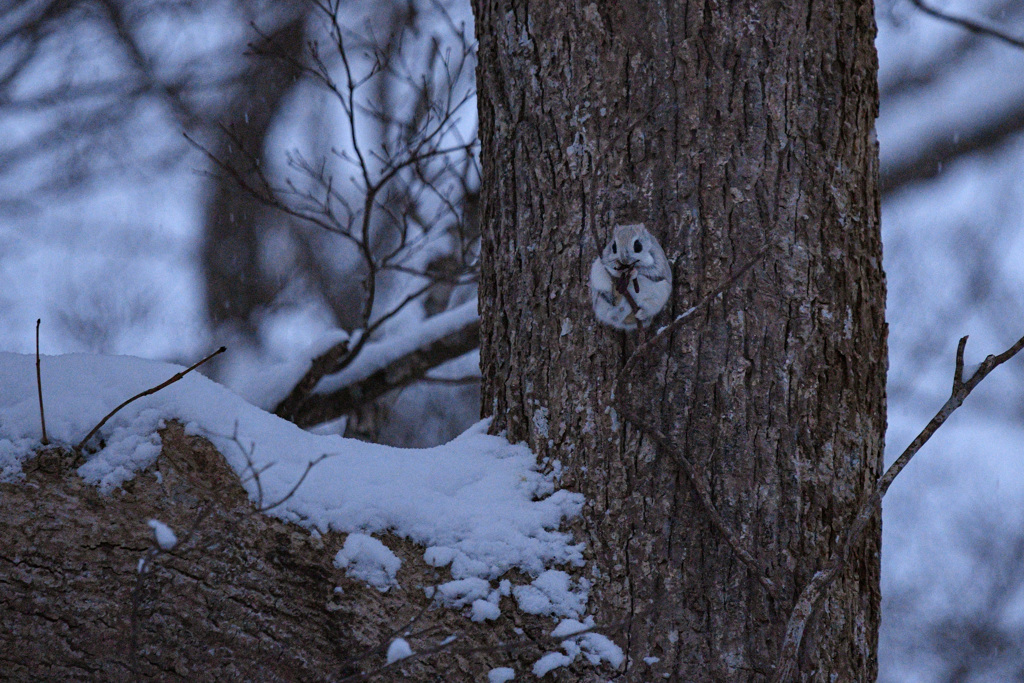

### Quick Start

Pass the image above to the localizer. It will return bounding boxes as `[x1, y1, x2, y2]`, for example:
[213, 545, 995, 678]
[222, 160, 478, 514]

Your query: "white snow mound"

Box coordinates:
[334, 533, 402, 592]
[0, 353, 585, 589]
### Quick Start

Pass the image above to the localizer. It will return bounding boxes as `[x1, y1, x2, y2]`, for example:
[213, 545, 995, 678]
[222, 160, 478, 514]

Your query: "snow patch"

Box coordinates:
[577, 633, 624, 668]
[513, 570, 589, 618]
[534, 617, 624, 675]
[0, 352, 607, 678]
[533, 651, 572, 677]
[550, 618, 589, 638]
[386, 638, 413, 664]
[470, 591, 502, 622]
[488, 667, 515, 683]
[147, 519, 177, 550]
[434, 577, 491, 608]
[424, 546, 456, 567]
[334, 533, 401, 592]
[0, 354, 584, 598]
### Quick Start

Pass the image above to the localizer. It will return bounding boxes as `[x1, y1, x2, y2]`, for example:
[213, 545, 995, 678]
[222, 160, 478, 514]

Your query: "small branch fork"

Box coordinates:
[614, 401, 779, 601]
[770, 332, 1024, 683]
[214, 423, 335, 513]
[613, 247, 777, 600]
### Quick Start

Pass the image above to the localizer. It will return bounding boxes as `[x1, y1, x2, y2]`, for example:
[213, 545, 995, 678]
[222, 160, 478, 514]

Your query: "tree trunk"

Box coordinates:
[0, 425, 359, 681]
[473, 0, 886, 680]
[0, 424, 550, 681]
[200, 14, 306, 345]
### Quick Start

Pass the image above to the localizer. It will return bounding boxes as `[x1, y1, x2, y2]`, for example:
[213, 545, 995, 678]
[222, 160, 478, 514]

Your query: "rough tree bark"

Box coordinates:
[0, 424, 551, 681]
[474, 0, 886, 680]
[1, 425, 360, 681]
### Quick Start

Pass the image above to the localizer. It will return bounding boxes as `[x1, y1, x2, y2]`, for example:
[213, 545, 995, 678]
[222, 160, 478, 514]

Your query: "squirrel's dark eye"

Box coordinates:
[633, 239, 642, 253]
[611, 242, 617, 254]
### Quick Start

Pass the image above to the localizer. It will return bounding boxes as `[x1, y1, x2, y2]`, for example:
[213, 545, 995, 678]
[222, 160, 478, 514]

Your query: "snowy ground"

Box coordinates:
[0, 351, 622, 678]
[2, 2, 1024, 679]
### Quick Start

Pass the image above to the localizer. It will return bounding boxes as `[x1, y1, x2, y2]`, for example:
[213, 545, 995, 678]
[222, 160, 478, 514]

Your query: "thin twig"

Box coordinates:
[625, 244, 770, 379]
[256, 453, 333, 513]
[35, 318, 48, 445]
[218, 425, 334, 513]
[909, 0, 1024, 51]
[76, 346, 226, 451]
[771, 332, 1024, 683]
[417, 375, 480, 385]
[615, 402, 779, 601]
[613, 247, 774, 597]
[340, 602, 435, 669]
[129, 505, 212, 681]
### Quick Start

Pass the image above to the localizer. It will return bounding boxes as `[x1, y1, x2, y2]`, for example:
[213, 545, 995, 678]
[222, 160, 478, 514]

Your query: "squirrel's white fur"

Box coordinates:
[589, 223, 672, 330]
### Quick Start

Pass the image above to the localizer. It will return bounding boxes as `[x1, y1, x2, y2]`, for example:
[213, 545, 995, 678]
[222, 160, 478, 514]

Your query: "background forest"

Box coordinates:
[1, 1, 1023, 679]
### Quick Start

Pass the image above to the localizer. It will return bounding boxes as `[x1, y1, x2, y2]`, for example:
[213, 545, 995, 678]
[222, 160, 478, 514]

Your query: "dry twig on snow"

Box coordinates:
[76, 346, 225, 451]
[35, 318, 49, 445]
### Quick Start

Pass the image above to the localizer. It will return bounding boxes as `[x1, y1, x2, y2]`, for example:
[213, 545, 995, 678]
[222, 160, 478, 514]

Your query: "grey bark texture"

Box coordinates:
[473, 0, 887, 680]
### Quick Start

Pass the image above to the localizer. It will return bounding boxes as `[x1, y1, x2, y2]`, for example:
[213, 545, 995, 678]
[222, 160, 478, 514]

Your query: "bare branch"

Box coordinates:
[909, 0, 1024, 51]
[95, 0, 203, 127]
[288, 315, 480, 429]
[771, 332, 1024, 683]
[880, 99, 1024, 196]
[204, 0, 479, 433]
[76, 346, 226, 451]
[295, 274, 430, 400]
[273, 336, 355, 423]
[613, 400, 779, 602]
[417, 375, 480, 386]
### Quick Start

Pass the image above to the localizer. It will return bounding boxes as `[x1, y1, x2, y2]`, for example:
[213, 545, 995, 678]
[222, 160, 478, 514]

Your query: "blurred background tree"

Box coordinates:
[0, 0, 480, 446]
[874, 3, 1024, 681]
[1, 0, 1024, 678]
